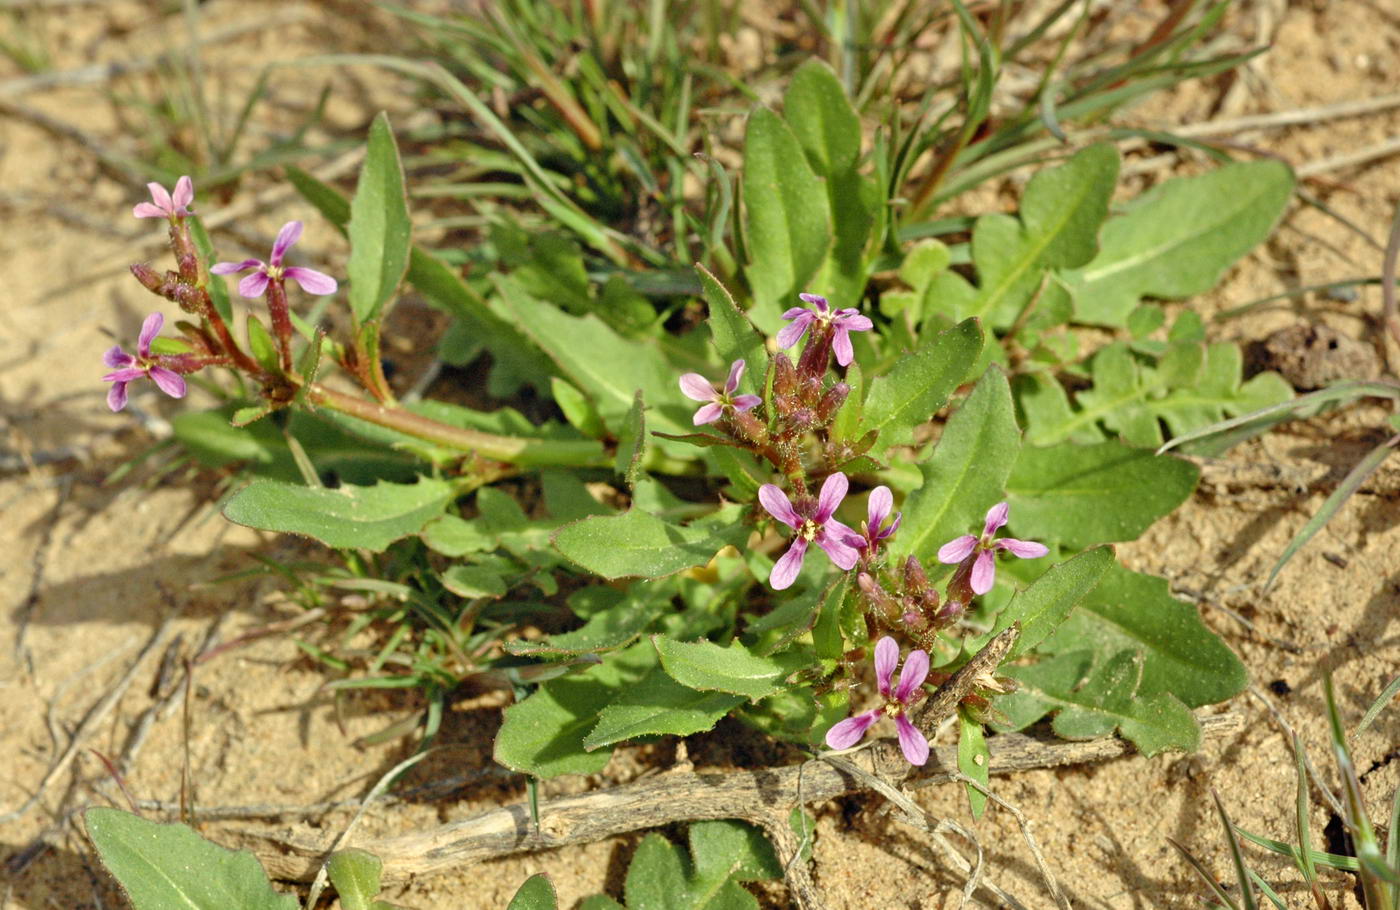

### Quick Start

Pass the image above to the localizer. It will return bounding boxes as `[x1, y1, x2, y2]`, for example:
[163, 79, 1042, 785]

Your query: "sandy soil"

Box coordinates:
[1, 1, 1398, 908]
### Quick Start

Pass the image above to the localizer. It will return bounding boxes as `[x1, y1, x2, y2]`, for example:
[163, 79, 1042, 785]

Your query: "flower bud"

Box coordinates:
[816, 382, 849, 423]
[797, 323, 834, 379]
[773, 353, 798, 396]
[902, 555, 929, 594]
[130, 262, 164, 294]
[730, 408, 767, 444]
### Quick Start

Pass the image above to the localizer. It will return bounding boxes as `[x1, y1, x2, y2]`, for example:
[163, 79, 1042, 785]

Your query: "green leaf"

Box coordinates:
[85, 808, 297, 910]
[347, 112, 412, 323]
[742, 107, 832, 329]
[420, 514, 492, 556]
[1064, 160, 1295, 326]
[689, 821, 783, 884]
[508, 586, 669, 657]
[495, 279, 687, 442]
[784, 59, 874, 307]
[958, 711, 990, 818]
[1000, 649, 1200, 755]
[654, 636, 801, 701]
[553, 509, 746, 580]
[189, 216, 232, 324]
[553, 377, 607, 439]
[494, 651, 651, 778]
[1041, 561, 1247, 706]
[625, 834, 694, 910]
[326, 849, 383, 910]
[615, 391, 647, 488]
[508, 874, 559, 910]
[893, 365, 1019, 561]
[862, 318, 982, 455]
[697, 264, 767, 384]
[1006, 441, 1197, 548]
[975, 546, 1115, 659]
[958, 144, 1119, 328]
[440, 564, 506, 598]
[584, 667, 745, 750]
[222, 477, 453, 551]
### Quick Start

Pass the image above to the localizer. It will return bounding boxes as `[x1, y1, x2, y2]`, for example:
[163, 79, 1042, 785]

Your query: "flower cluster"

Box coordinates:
[825, 636, 930, 765]
[101, 178, 340, 410]
[679, 360, 761, 426]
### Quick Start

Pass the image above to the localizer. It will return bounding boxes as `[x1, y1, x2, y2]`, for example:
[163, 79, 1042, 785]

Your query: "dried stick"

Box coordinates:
[244, 716, 1242, 883]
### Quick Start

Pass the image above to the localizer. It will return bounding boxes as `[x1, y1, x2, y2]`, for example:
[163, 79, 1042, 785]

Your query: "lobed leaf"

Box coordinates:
[584, 667, 745, 750]
[553, 509, 747, 580]
[654, 636, 803, 701]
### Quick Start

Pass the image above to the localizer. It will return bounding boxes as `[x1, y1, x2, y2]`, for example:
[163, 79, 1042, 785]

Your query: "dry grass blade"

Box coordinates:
[1356, 675, 1400, 735]
[1214, 789, 1259, 910]
[1169, 835, 1241, 910]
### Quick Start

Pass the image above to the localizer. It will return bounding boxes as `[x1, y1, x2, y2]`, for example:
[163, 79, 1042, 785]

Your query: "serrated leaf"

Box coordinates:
[553, 509, 746, 580]
[957, 144, 1119, 328]
[697, 265, 767, 385]
[1040, 561, 1247, 706]
[347, 112, 412, 323]
[222, 477, 453, 551]
[974, 546, 1114, 659]
[894, 366, 1019, 561]
[863, 318, 982, 455]
[1001, 649, 1201, 755]
[327, 849, 382, 910]
[585, 667, 744, 750]
[1064, 160, 1294, 326]
[85, 808, 297, 910]
[742, 107, 832, 329]
[654, 636, 801, 701]
[1006, 440, 1197, 548]
[508, 874, 559, 910]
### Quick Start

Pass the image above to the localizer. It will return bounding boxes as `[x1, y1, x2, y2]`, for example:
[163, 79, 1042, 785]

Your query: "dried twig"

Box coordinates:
[239, 712, 1242, 884]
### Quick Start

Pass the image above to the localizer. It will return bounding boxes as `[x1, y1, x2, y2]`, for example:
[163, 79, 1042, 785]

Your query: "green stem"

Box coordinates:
[304, 384, 607, 467]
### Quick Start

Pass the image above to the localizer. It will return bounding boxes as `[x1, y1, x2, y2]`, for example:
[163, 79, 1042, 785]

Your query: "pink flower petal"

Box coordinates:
[149, 367, 187, 399]
[873, 636, 898, 695]
[970, 549, 996, 595]
[106, 381, 129, 412]
[815, 527, 859, 571]
[825, 710, 880, 750]
[679, 372, 717, 402]
[137, 312, 164, 357]
[270, 221, 303, 265]
[132, 202, 167, 219]
[283, 266, 338, 296]
[171, 175, 194, 210]
[894, 649, 930, 703]
[210, 258, 264, 275]
[238, 270, 271, 299]
[102, 367, 145, 383]
[776, 312, 813, 350]
[937, 534, 978, 564]
[832, 327, 854, 366]
[867, 486, 893, 531]
[798, 293, 829, 311]
[757, 484, 802, 528]
[814, 472, 848, 523]
[881, 511, 903, 539]
[895, 714, 930, 766]
[724, 360, 745, 394]
[145, 181, 172, 214]
[983, 501, 1010, 536]
[769, 538, 808, 590]
[102, 345, 134, 368]
[692, 402, 724, 425]
[836, 313, 873, 332]
[731, 395, 761, 412]
[996, 538, 1048, 559]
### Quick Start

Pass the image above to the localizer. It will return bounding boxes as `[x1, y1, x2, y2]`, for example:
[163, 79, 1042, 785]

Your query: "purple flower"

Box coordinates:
[211, 221, 338, 299]
[936, 502, 1049, 595]
[850, 485, 902, 551]
[678, 359, 763, 425]
[776, 292, 873, 367]
[759, 472, 861, 590]
[825, 636, 930, 766]
[133, 177, 194, 219]
[101, 313, 187, 412]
